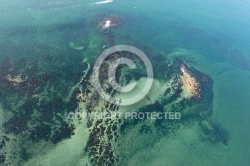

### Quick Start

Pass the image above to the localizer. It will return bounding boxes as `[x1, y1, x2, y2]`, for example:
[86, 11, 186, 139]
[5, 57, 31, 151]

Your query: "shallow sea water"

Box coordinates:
[0, 0, 250, 165]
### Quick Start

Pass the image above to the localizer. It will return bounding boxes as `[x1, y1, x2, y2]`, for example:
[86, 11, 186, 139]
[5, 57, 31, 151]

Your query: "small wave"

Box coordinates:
[93, 0, 113, 5]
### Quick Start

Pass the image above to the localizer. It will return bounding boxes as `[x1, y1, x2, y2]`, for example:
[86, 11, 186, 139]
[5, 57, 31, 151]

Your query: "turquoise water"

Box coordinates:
[0, 0, 250, 165]
[114, 1, 250, 165]
[95, 0, 250, 165]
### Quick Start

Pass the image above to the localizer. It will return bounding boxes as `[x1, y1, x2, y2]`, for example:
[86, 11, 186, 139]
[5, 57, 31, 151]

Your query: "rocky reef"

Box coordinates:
[96, 14, 122, 32]
[76, 49, 229, 165]
[0, 41, 83, 165]
[0, 10, 230, 166]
